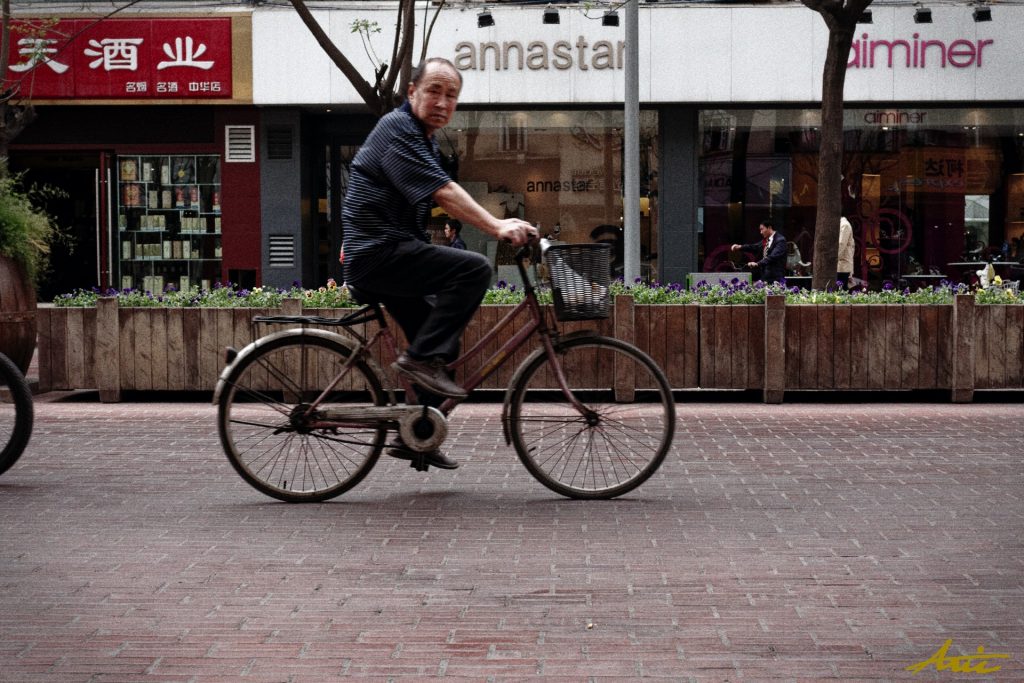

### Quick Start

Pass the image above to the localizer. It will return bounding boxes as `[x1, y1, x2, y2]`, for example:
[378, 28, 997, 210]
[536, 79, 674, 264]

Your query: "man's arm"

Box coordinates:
[433, 182, 535, 247]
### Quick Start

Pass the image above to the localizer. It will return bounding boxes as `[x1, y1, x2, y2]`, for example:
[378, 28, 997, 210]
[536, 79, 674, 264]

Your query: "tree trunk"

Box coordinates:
[802, 0, 872, 291]
[811, 23, 855, 291]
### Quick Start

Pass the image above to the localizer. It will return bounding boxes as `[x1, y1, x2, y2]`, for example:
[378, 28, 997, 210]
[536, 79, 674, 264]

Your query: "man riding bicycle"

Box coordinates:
[341, 57, 537, 470]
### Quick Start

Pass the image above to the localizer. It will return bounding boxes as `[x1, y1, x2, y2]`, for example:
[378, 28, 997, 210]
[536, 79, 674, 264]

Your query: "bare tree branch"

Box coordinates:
[287, 0, 382, 114]
[420, 0, 447, 64]
[382, 0, 415, 107]
[288, 0, 434, 116]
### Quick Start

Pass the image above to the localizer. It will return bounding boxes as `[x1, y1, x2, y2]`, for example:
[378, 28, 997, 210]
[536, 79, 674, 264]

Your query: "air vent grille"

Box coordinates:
[225, 125, 255, 163]
[268, 235, 295, 268]
[266, 126, 294, 160]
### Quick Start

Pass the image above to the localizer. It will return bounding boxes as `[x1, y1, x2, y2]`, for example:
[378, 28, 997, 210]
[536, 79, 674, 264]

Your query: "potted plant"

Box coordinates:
[0, 172, 64, 374]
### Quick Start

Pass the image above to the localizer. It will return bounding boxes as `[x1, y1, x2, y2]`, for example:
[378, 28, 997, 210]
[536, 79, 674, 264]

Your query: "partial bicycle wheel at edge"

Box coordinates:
[508, 335, 675, 499]
[217, 334, 387, 502]
[0, 351, 34, 476]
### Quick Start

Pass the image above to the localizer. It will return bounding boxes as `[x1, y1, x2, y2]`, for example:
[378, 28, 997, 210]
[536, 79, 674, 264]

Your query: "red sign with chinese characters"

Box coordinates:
[4, 18, 232, 99]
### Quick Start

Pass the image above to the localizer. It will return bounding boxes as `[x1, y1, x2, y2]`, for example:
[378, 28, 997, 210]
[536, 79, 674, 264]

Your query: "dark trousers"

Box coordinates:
[350, 239, 492, 362]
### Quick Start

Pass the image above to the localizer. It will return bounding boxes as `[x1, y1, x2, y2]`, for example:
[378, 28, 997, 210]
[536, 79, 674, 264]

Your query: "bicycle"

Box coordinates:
[0, 351, 34, 476]
[215, 240, 675, 502]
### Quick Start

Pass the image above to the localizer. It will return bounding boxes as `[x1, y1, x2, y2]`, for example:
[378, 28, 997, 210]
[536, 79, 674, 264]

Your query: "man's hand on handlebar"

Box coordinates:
[496, 219, 538, 247]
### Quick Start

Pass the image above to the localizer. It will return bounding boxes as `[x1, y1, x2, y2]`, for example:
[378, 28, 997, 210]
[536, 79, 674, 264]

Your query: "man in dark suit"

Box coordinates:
[444, 219, 467, 250]
[731, 221, 788, 283]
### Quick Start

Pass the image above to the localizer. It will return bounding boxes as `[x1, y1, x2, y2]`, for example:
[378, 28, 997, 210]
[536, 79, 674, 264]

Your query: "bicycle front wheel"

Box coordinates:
[0, 351, 34, 476]
[508, 335, 675, 499]
[217, 334, 387, 502]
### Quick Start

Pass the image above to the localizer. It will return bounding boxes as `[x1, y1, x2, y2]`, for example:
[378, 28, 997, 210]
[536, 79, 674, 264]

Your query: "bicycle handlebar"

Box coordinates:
[511, 235, 544, 262]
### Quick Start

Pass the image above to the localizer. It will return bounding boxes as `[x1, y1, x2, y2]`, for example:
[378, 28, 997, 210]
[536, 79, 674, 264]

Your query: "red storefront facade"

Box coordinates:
[5, 13, 260, 300]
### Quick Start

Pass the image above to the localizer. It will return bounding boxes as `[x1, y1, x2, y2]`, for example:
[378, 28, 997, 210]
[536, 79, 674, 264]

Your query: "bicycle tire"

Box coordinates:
[217, 333, 387, 502]
[0, 351, 34, 476]
[507, 335, 675, 499]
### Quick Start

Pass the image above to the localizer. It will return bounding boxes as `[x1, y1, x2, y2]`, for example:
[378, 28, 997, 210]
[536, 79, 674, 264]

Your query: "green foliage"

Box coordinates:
[350, 19, 381, 35]
[975, 284, 1022, 304]
[54, 279, 358, 309]
[483, 280, 552, 305]
[0, 173, 67, 286]
[52, 277, 1023, 308]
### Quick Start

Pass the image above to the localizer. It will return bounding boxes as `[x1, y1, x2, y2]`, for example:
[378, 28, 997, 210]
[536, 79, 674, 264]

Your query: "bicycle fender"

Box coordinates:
[212, 328, 394, 405]
[499, 329, 600, 445]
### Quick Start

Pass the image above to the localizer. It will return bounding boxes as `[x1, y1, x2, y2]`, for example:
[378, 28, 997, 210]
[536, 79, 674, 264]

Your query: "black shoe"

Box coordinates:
[386, 440, 460, 471]
[393, 353, 467, 399]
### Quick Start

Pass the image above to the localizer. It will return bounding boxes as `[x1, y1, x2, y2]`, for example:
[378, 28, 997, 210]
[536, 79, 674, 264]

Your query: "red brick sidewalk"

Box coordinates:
[1, 398, 1022, 680]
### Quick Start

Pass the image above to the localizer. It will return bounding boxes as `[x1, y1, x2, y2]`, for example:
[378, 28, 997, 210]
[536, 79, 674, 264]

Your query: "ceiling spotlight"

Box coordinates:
[602, 9, 620, 27]
[914, 6, 932, 23]
[477, 7, 494, 28]
[858, 10, 872, 23]
[543, 4, 560, 25]
[973, 5, 992, 21]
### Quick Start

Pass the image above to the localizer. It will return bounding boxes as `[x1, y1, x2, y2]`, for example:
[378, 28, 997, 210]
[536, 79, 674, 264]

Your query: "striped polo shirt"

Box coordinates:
[341, 101, 452, 284]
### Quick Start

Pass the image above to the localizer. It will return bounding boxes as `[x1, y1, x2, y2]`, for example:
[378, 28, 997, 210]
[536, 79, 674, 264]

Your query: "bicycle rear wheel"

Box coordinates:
[217, 333, 387, 502]
[507, 335, 675, 499]
[0, 351, 34, 476]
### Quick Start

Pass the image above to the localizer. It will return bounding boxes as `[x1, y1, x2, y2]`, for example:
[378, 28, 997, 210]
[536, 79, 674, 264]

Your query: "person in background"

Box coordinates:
[837, 216, 855, 288]
[444, 219, 467, 250]
[731, 221, 787, 284]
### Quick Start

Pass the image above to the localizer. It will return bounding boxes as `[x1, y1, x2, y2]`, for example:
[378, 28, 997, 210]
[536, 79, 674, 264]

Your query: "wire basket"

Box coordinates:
[544, 243, 612, 321]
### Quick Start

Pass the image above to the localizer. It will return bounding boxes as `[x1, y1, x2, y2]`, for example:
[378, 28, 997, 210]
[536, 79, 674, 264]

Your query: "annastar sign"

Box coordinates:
[3, 18, 232, 99]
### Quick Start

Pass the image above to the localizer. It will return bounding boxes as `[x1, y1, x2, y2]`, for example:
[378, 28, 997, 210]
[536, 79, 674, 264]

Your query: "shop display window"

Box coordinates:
[116, 154, 221, 292]
[318, 111, 659, 286]
[698, 108, 1024, 288]
[442, 109, 660, 282]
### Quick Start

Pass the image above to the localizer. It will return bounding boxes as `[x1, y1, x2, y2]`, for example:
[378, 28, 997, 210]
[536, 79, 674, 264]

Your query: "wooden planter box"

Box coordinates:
[37, 294, 1022, 402]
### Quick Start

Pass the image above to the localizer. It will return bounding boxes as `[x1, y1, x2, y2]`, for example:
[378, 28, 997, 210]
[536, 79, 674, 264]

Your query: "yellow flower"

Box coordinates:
[304, 290, 313, 298]
[994, 275, 1003, 285]
[327, 278, 337, 290]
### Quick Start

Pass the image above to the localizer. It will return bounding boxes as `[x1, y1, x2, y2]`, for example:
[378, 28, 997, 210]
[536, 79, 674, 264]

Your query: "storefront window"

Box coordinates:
[698, 108, 1024, 287]
[446, 109, 659, 281]
[115, 154, 222, 292]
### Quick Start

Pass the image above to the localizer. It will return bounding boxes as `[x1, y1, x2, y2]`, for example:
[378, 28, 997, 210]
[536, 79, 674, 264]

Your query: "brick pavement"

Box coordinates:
[1, 395, 1022, 681]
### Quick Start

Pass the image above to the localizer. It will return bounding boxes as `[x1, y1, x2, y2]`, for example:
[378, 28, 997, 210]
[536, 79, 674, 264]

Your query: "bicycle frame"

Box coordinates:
[263, 246, 591, 424]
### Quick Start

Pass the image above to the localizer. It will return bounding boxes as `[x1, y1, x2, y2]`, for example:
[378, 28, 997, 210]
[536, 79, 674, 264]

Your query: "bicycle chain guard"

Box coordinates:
[397, 406, 448, 452]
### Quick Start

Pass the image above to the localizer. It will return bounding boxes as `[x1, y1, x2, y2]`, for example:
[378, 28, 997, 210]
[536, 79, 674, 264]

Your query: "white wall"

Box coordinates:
[252, 5, 1024, 106]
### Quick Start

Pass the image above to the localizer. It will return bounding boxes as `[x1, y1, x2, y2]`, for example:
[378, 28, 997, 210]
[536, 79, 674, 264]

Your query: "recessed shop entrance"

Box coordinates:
[7, 151, 110, 301]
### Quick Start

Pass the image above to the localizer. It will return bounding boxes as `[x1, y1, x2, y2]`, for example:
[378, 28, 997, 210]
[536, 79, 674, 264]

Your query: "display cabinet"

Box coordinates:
[115, 154, 222, 292]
